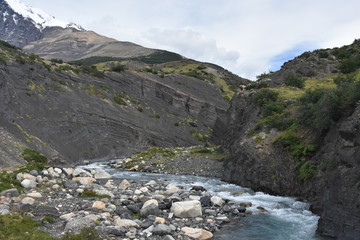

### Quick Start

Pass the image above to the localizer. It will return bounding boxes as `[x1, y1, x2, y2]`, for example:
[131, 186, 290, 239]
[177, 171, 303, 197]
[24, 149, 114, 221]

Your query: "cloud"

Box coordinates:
[21, 0, 360, 80]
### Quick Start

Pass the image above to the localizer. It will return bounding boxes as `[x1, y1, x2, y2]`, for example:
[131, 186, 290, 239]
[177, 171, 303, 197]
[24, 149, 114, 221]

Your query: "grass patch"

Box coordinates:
[79, 189, 110, 199]
[131, 147, 176, 162]
[85, 84, 106, 99]
[113, 92, 128, 106]
[189, 146, 226, 160]
[189, 130, 209, 142]
[0, 215, 56, 240]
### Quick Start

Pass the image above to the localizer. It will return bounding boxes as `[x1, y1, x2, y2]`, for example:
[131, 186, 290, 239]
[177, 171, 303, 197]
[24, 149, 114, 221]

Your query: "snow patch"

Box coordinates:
[4, 0, 84, 31]
[3, 11, 9, 22]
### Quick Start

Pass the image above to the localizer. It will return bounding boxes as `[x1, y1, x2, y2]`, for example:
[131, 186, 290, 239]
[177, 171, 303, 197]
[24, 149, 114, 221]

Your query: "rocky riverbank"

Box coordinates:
[107, 146, 225, 178]
[0, 165, 259, 240]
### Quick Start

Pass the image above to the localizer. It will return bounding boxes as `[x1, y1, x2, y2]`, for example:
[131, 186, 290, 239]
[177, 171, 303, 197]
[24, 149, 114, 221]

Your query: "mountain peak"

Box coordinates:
[4, 0, 83, 31]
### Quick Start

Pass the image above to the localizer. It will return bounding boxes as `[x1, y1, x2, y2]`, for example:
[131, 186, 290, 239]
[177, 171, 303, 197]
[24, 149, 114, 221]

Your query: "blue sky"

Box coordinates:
[21, 0, 360, 79]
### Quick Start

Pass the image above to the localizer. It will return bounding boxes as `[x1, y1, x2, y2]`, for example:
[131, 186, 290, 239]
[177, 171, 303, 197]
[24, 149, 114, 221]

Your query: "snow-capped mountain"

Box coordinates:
[4, 0, 83, 30]
[0, 0, 83, 47]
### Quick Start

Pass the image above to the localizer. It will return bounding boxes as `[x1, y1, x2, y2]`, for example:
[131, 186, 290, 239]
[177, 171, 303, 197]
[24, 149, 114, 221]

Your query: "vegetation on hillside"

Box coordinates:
[253, 57, 360, 180]
[69, 50, 183, 65]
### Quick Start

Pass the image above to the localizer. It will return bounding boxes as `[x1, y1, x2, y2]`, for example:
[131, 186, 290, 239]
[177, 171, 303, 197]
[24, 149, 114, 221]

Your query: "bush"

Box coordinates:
[339, 56, 360, 73]
[299, 161, 316, 180]
[284, 74, 304, 88]
[255, 89, 279, 106]
[111, 64, 126, 72]
[113, 93, 127, 106]
[262, 101, 285, 116]
[50, 58, 63, 64]
[245, 81, 268, 90]
[21, 148, 47, 172]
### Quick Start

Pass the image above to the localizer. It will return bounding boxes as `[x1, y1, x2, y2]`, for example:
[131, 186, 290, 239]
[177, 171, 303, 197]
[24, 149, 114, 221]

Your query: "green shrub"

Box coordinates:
[21, 148, 47, 172]
[245, 81, 268, 90]
[50, 58, 63, 64]
[284, 74, 304, 88]
[317, 50, 329, 58]
[0, 171, 21, 192]
[339, 56, 360, 73]
[80, 65, 104, 78]
[85, 85, 105, 98]
[0, 215, 56, 240]
[111, 64, 126, 72]
[299, 161, 316, 180]
[113, 93, 127, 106]
[79, 189, 110, 199]
[259, 112, 294, 130]
[255, 89, 279, 106]
[189, 130, 209, 142]
[262, 101, 285, 116]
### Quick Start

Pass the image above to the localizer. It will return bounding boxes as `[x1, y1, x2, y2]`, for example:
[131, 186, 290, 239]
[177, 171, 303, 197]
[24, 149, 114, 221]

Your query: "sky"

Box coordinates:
[21, 0, 360, 80]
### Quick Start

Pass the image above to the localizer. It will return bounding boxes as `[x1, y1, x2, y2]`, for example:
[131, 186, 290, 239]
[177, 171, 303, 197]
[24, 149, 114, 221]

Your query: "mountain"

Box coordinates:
[0, 0, 82, 47]
[214, 40, 360, 239]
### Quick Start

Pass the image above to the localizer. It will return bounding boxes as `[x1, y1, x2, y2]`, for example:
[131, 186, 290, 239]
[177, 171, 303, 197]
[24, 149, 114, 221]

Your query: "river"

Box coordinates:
[82, 161, 328, 240]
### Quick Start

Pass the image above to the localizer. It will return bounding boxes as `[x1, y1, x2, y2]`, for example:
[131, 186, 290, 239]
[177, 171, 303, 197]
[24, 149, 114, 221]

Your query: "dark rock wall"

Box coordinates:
[214, 92, 360, 240]
[0, 61, 227, 166]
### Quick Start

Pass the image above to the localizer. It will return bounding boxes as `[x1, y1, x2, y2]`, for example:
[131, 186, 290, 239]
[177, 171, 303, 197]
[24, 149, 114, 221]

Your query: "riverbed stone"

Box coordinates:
[93, 169, 112, 179]
[210, 196, 224, 206]
[27, 192, 42, 198]
[92, 201, 106, 210]
[114, 219, 139, 228]
[140, 199, 160, 217]
[72, 177, 95, 185]
[21, 179, 37, 189]
[118, 179, 131, 190]
[181, 227, 213, 240]
[171, 200, 202, 218]
[73, 168, 92, 177]
[64, 216, 95, 233]
[0, 188, 19, 197]
[21, 197, 35, 205]
[166, 184, 180, 194]
[153, 224, 172, 235]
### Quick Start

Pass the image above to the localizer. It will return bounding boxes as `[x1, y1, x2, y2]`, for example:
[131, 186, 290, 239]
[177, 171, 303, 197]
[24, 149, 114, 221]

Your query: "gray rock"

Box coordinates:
[114, 219, 139, 228]
[164, 235, 176, 240]
[140, 199, 160, 217]
[64, 217, 95, 233]
[153, 224, 172, 236]
[0, 188, 19, 197]
[73, 168, 92, 178]
[93, 169, 112, 179]
[211, 196, 224, 206]
[32, 206, 60, 218]
[29, 170, 39, 176]
[170, 200, 202, 218]
[21, 179, 37, 189]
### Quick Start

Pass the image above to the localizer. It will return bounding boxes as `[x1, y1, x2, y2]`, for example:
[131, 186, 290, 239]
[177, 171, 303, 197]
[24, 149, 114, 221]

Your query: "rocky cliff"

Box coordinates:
[0, 42, 243, 168]
[214, 41, 360, 239]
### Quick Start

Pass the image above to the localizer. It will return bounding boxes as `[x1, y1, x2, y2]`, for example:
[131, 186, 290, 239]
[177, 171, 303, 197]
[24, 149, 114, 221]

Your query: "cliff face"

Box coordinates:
[0, 55, 230, 167]
[214, 85, 360, 240]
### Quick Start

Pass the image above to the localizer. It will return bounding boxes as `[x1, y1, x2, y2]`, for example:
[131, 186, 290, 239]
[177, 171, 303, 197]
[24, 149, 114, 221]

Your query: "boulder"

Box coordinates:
[210, 196, 224, 206]
[92, 201, 106, 210]
[64, 217, 95, 233]
[191, 186, 207, 192]
[153, 224, 172, 236]
[21, 179, 37, 189]
[26, 192, 42, 198]
[72, 177, 95, 185]
[200, 196, 211, 207]
[60, 212, 76, 221]
[73, 168, 93, 178]
[114, 219, 139, 228]
[118, 179, 131, 190]
[0, 188, 19, 197]
[140, 199, 160, 217]
[166, 184, 179, 194]
[181, 227, 213, 240]
[170, 200, 202, 218]
[93, 169, 112, 179]
[21, 197, 35, 205]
